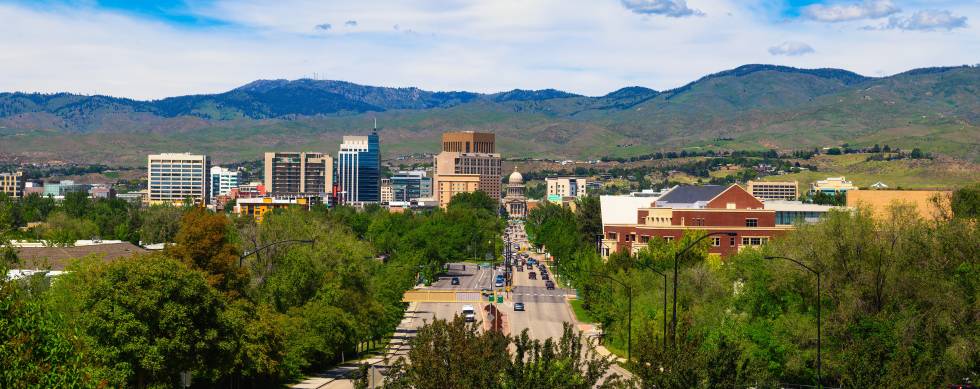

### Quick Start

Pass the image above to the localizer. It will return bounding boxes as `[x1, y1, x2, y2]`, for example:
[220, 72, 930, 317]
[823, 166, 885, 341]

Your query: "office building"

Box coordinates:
[546, 177, 588, 203]
[433, 131, 501, 207]
[210, 166, 240, 203]
[502, 168, 528, 218]
[746, 180, 798, 201]
[390, 170, 432, 202]
[234, 196, 319, 222]
[846, 189, 951, 221]
[264, 152, 334, 197]
[380, 178, 393, 204]
[147, 153, 209, 205]
[810, 176, 856, 194]
[435, 174, 482, 206]
[601, 185, 793, 257]
[337, 133, 381, 204]
[0, 171, 25, 198]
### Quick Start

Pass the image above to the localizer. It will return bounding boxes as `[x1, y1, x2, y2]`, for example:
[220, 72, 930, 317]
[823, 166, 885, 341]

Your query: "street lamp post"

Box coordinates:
[671, 232, 737, 346]
[766, 255, 822, 388]
[631, 259, 668, 349]
[239, 238, 315, 267]
[589, 271, 633, 363]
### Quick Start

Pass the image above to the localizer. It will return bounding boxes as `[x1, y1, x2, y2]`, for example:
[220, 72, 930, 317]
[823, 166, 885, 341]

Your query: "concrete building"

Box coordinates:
[337, 133, 381, 205]
[380, 178, 393, 204]
[763, 200, 835, 225]
[263, 152, 333, 198]
[88, 186, 116, 199]
[846, 189, 951, 220]
[546, 177, 588, 203]
[435, 174, 482, 207]
[234, 196, 319, 222]
[810, 176, 856, 194]
[210, 166, 240, 203]
[747, 180, 798, 201]
[433, 131, 501, 207]
[0, 171, 25, 198]
[502, 168, 528, 218]
[602, 185, 793, 257]
[147, 153, 209, 205]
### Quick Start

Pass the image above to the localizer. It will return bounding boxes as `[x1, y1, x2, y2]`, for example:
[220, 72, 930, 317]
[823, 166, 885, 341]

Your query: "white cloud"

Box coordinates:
[345, 20, 357, 27]
[768, 41, 815, 56]
[620, 0, 704, 18]
[0, 0, 977, 99]
[887, 9, 967, 31]
[315, 23, 331, 31]
[802, 0, 900, 22]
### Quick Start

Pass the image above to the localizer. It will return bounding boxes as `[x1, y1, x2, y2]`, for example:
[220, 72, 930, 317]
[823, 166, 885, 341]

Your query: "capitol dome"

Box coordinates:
[508, 168, 524, 184]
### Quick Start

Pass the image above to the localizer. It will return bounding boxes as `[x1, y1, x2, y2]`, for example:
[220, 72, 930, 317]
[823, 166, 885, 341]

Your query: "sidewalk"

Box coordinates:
[290, 302, 421, 389]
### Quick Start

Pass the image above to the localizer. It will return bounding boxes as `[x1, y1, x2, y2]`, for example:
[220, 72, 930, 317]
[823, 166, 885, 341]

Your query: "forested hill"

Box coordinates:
[0, 64, 977, 165]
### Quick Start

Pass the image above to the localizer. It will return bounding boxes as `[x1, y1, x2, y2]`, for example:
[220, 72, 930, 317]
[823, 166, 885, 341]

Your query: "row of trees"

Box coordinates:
[0, 191, 184, 245]
[1, 191, 504, 388]
[525, 187, 979, 387]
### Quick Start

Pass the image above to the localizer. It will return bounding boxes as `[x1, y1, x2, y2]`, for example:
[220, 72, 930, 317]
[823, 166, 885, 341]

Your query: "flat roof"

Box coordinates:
[600, 195, 659, 226]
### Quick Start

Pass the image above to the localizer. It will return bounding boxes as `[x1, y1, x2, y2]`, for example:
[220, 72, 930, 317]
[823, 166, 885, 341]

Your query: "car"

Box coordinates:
[541, 273, 549, 281]
[462, 305, 476, 322]
[481, 288, 492, 296]
[545, 281, 555, 290]
[451, 277, 460, 286]
[514, 302, 525, 311]
[517, 266, 523, 272]
[528, 271, 537, 280]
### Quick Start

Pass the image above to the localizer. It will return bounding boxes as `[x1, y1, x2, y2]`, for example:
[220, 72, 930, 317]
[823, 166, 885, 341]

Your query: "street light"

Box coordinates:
[631, 259, 668, 349]
[239, 238, 315, 267]
[589, 271, 633, 363]
[671, 231, 737, 346]
[766, 255, 822, 388]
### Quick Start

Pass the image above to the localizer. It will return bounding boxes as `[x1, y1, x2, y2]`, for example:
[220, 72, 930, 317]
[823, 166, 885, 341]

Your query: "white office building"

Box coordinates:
[147, 153, 209, 205]
[210, 166, 239, 203]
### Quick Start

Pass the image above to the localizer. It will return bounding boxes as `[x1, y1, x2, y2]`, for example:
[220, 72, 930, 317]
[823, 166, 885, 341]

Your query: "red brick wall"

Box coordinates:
[672, 209, 775, 228]
[602, 225, 788, 257]
[707, 185, 764, 209]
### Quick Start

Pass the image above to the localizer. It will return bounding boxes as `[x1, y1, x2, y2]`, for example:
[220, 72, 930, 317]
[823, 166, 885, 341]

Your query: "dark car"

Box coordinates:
[481, 288, 492, 296]
[514, 302, 525, 311]
[545, 281, 555, 290]
[528, 272, 537, 280]
[541, 273, 549, 281]
[451, 277, 460, 286]
[517, 266, 523, 272]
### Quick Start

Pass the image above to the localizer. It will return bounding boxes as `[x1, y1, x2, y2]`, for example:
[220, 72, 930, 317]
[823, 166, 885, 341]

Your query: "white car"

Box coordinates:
[462, 305, 476, 322]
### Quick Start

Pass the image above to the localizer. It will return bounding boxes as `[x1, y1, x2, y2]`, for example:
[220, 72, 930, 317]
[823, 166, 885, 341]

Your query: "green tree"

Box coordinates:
[950, 183, 980, 219]
[139, 204, 184, 244]
[448, 190, 499, 215]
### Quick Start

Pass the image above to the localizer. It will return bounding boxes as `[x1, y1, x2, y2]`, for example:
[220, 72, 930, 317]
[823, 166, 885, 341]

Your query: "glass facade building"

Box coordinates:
[337, 133, 381, 204]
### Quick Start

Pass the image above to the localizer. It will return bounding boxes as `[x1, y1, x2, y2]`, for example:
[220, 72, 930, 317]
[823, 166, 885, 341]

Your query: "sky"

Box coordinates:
[0, 0, 977, 99]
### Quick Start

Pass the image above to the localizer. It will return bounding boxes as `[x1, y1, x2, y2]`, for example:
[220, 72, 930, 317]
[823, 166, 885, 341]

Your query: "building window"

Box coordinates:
[629, 233, 637, 242]
[741, 237, 766, 246]
[745, 218, 758, 227]
[640, 235, 650, 243]
[711, 237, 721, 247]
[607, 232, 617, 240]
[664, 236, 674, 242]
[730, 236, 736, 246]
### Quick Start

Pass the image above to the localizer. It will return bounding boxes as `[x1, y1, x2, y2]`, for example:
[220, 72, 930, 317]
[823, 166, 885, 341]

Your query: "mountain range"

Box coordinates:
[0, 64, 977, 166]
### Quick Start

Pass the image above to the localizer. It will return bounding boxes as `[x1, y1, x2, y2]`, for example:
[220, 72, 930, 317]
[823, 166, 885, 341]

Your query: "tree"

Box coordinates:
[826, 148, 842, 155]
[448, 190, 499, 215]
[63, 255, 230, 388]
[167, 208, 248, 295]
[575, 196, 602, 244]
[950, 183, 980, 218]
[42, 211, 99, 246]
[61, 191, 91, 219]
[139, 205, 184, 244]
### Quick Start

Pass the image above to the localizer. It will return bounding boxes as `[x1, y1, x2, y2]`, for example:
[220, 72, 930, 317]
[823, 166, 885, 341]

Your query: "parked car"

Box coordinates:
[528, 272, 537, 280]
[451, 277, 460, 286]
[514, 302, 525, 311]
[545, 281, 555, 290]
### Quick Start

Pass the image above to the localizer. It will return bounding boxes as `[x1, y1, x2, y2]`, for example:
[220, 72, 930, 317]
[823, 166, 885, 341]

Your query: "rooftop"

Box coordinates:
[657, 185, 728, 204]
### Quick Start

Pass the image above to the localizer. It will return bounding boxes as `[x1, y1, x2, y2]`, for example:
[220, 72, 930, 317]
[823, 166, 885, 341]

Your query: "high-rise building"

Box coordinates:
[263, 152, 334, 198]
[147, 153, 209, 205]
[435, 174, 482, 206]
[337, 133, 381, 204]
[546, 177, 588, 203]
[433, 131, 501, 207]
[380, 178, 393, 204]
[210, 166, 240, 203]
[746, 180, 798, 201]
[390, 170, 432, 202]
[0, 171, 25, 198]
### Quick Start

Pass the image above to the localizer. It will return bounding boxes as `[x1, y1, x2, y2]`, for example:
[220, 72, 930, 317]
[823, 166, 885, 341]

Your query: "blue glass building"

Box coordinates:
[337, 132, 381, 204]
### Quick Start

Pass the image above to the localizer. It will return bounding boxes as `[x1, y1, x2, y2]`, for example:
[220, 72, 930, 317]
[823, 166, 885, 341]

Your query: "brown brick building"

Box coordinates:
[601, 185, 793, 257]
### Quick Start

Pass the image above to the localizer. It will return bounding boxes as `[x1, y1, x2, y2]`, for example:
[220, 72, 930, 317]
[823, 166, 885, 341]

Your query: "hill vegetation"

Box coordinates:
[0, 64, 978, 165]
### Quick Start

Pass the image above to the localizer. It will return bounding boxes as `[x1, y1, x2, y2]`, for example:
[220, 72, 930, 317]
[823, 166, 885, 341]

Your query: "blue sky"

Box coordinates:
[0, 0, 976, 99]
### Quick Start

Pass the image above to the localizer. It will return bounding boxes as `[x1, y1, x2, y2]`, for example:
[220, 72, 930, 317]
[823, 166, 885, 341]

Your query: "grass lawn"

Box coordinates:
[761, 154, 980, 189]
[569, 299, 596, 324]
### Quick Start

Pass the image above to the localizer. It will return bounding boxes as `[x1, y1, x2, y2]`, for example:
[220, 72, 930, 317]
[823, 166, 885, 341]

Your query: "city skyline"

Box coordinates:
[0, 0, 976, 99]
